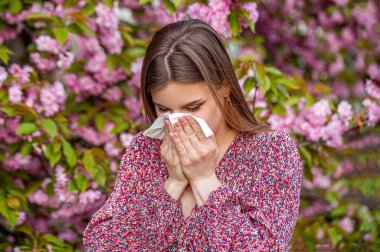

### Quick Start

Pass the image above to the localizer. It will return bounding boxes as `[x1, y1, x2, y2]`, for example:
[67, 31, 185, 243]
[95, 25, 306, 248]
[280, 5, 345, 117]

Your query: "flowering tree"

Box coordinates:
[0, 0, 379, 251]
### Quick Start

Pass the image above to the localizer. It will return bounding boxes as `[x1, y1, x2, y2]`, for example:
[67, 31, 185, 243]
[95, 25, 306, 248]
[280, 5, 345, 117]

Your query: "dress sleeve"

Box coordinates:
[82, 133, 184, 251]
[176, 131, 303, 251]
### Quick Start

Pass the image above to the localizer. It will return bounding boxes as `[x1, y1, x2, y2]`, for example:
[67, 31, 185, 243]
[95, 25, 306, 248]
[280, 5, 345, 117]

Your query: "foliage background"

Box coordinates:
[0, 0, 379, 251]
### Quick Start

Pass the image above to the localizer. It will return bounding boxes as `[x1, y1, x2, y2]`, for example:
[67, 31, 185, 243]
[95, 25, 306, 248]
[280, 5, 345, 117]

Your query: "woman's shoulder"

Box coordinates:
[242, 129, 301, 164]
[122, 129, 161, 159]
[244, 130, 298, 150]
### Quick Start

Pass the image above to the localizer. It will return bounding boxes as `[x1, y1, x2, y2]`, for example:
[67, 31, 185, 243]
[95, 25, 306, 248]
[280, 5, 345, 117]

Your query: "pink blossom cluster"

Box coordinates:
[2, 152, 44, 175]
[27, 165, 106, 241]
[137, 0, 259, 39]
[362, 79, 380, 126]
[63, 45, 126, 97]
[7, 74, 67, 117]
[69, 114, 117, 146]
[245, 88, 354, 148]
[256, 1, 380, 100]
[0, 116, 23, 144]
[94, 3, 124, 54]
[31, 35, 74, 71]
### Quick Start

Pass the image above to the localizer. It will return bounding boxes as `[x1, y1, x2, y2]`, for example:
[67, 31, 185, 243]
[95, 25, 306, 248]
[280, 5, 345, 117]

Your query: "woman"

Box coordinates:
[83, 19, 303, 251]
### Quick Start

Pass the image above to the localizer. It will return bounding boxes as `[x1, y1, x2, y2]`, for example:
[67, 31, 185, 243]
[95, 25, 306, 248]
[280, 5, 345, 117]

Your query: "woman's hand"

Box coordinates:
[160, 115, 189, 187]
[169, 115, 219, 183]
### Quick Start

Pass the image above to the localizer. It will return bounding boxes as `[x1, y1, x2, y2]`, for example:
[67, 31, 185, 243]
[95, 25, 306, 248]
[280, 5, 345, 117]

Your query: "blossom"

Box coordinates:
[338, 217, 354, 233]
[0, 66, 8, 87]
[35, 35, 64, 55]
[8, 86, 23, 103]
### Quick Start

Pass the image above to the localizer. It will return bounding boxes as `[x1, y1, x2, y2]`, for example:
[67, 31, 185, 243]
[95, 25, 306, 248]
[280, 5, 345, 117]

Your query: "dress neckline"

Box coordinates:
[215, 131, 241, 172]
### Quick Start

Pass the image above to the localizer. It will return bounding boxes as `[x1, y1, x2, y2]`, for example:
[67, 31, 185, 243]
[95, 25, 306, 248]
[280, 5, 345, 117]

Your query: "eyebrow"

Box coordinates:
[153, 99, 205, 108]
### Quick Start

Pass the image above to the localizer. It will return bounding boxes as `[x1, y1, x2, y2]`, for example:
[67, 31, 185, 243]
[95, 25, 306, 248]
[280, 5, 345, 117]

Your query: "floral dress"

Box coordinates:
[83, 129, 304, 251]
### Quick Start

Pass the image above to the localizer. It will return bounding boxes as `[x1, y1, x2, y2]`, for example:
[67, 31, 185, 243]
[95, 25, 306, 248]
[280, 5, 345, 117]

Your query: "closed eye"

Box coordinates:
[158, 105, 201, 112]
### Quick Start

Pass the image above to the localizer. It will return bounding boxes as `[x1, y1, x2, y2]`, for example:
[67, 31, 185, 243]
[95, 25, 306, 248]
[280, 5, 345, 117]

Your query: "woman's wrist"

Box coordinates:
[190, 173, 223, 206]
[164, 177, 188, 201]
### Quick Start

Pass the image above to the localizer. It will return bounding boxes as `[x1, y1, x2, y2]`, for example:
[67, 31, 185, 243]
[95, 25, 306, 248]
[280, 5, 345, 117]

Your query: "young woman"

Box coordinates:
[83, 19, 303, 251]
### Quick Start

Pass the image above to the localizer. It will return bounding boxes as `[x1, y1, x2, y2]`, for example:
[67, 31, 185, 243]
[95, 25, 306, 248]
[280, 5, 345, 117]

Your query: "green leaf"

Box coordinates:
[46, 180, 55, 197]
[62, 139, 77, 167]
[6, 196, 21, 210]
[229, 11, 240, 36]
[243, 77, 256, 95]
[163, 0, 176, 13]
[16, 122, 38, 135]
[298, 145, 312, 181]
[253, 62, 270, 95]
[53, 27, 69, 45]
[68, 179, 78, 192]
[67, 21, 94, 36]
[139, 0, 152, 3]
[83, 152, 96, 172]
[0, 45, 13, 64]
[0, 103, 38, 119]
[106, 54, 118, 69]
[45, 143, 61, 167]
[15, 223, 33, 235]
[265, 66, 282, 76]
[75, 174, 88, 192]
[0, 197, 18, 229]
[94, 114, 106, 131]
[272, 103, 286, 115]
[41, 119, 58, 138]
[327, 227, 340, 247]
[9, 0, 22, 14]
[83, 152, 106, 187]
[24, 13, 56, 22]
[171, 0, 181, 8]
[110, 122, 130, 134]
[276, 77, 300, 90]
[239, 9, 256, 33]
[21, 142, 33, 157]
[43, 234, 66, 247]
[82, 3, 95, 16]
[330, 205, 348, 218]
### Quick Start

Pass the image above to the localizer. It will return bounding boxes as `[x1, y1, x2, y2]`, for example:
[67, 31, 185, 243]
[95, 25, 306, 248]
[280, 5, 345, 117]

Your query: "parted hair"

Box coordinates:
[140, 18, 272, 135]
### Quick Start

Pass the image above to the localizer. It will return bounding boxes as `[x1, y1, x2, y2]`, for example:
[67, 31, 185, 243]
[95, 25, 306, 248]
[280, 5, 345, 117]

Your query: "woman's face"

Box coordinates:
[151, 81, 225, 135]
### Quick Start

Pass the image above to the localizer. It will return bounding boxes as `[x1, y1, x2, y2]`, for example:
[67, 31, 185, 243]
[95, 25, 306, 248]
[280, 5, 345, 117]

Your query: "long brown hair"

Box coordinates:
[140, 18, 273, 136]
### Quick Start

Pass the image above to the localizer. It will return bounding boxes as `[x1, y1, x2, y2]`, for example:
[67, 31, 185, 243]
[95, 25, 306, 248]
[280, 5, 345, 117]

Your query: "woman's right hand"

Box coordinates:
[161, 115, 188, 200]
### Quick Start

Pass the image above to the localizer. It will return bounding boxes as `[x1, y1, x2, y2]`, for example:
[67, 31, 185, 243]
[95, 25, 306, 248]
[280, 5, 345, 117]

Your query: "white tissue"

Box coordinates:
[143, 111, 214, 140]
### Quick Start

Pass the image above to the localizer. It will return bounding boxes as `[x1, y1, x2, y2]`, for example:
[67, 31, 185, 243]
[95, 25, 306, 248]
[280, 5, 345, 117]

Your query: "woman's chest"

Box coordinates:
[179, 184, 197, 219]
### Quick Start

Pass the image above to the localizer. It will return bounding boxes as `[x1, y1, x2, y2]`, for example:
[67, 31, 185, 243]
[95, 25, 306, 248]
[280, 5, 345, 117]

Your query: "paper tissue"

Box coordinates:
[143, 111, 214, 140]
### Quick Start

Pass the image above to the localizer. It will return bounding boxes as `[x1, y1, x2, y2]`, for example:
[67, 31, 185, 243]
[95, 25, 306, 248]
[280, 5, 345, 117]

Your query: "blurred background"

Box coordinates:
[0, 0, 379, 251]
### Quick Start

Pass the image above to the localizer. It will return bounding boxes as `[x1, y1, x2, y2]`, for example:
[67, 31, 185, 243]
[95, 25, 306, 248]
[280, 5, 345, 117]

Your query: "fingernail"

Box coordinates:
[185, 115, 191, 121]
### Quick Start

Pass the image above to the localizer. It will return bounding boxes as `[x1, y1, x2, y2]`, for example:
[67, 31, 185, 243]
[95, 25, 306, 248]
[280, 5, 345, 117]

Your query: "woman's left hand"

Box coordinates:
[169, 115, 219, 183]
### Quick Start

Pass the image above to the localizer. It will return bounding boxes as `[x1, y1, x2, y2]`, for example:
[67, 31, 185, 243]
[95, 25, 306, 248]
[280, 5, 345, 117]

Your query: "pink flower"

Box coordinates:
[30, 53, 56, 71]
[9, 64, 33, 86]
[8, 86, 23, 103]
[337, 100, 353, 122]
[239, 2, 259, 27]
[363, 98, 380, 126]
[57, 51, 75, 69]
[35, 35, 64, 55]
[123, 96, 143, 118]
[105, 141, 121, 157]
[101, 86, 123, 102]
[0, 66, 7, 87]
[365, 79, 380, 101]
[40, 81, 67, 117]
[338, 217, 354, 233]
[306, 99, 332, 126]
[120, 133, 134, 148]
